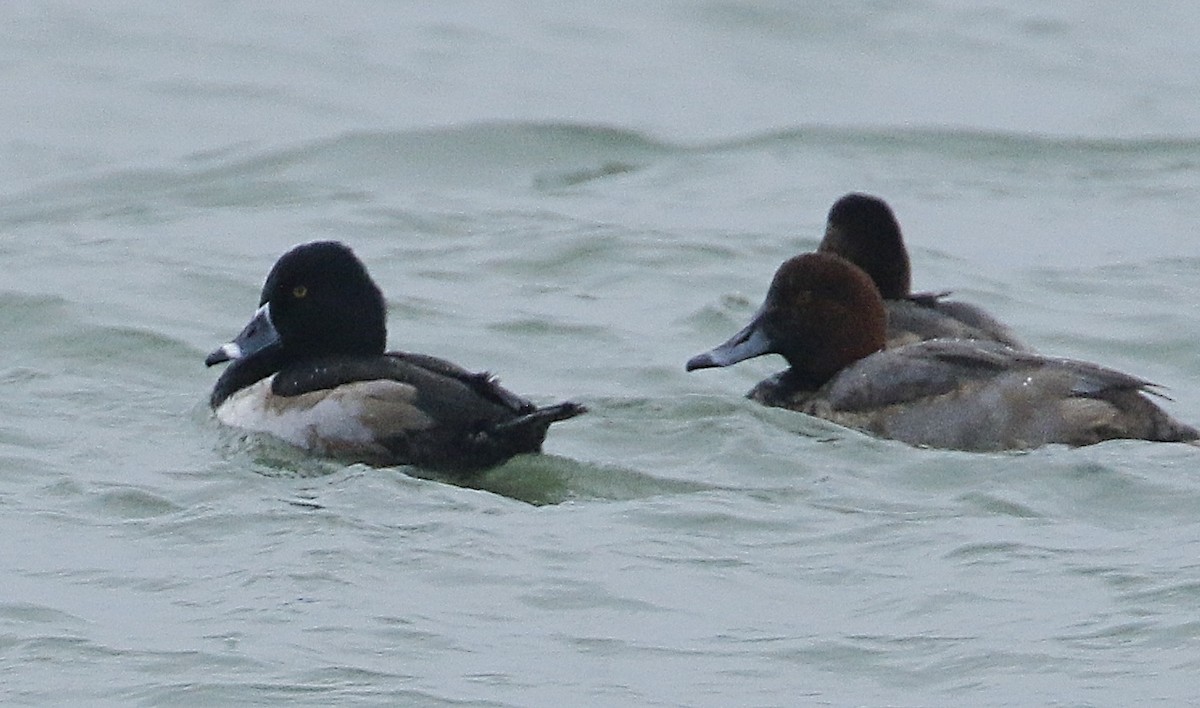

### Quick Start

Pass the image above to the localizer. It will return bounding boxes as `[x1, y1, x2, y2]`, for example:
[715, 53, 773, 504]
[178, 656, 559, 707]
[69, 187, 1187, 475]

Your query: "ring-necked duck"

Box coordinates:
[819, 193, 1029, 350]
[206, 241, 585, 473]
[686, 252, 1198, 450]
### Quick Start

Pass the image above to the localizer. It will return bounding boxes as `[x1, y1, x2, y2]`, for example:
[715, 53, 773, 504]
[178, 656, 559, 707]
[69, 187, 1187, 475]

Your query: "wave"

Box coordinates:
[4, 120, 1200, 228]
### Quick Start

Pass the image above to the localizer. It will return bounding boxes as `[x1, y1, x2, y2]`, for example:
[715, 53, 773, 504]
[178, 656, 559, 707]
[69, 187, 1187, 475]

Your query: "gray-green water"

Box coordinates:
[4, 3, 1200, 705]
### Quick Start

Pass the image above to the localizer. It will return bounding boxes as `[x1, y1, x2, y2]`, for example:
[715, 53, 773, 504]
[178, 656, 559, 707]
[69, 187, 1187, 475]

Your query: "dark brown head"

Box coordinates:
[686, 252, 887, 386]
[817, 193, 911, 299]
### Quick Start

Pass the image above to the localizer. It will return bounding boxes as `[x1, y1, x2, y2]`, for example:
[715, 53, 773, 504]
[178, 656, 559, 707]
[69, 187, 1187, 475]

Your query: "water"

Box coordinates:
[3, 2, 1200, 705]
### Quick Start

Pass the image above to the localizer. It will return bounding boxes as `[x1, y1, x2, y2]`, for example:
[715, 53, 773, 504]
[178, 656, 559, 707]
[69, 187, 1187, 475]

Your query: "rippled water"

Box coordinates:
[4, 2, 1200, 705]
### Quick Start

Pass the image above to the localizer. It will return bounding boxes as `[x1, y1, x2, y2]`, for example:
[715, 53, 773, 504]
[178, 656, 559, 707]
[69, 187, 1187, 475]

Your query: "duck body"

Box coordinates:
[885, 294, 1026, 349]
[206, 241, 584, 474]
[747, 339, 1196, 450]
[687, 252, 1197, 451]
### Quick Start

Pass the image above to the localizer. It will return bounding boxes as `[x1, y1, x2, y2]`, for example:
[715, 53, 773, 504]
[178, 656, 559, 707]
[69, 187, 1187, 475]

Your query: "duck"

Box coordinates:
[685, 252, 1198, 451]
[205, 241, 586, 474]
[818, 192, 1029, 350]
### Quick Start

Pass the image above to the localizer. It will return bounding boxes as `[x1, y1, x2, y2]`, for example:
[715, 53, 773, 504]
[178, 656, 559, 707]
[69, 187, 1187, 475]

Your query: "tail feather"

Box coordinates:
[1159, 418, 1200, 443]
[493, 402, 587, 433]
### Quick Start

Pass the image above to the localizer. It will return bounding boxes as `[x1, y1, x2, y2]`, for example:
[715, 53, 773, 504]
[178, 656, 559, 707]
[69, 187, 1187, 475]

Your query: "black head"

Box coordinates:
[259, 241, 387, 359]
[817, 193, 911, 299]
[206, 241, 386, 373]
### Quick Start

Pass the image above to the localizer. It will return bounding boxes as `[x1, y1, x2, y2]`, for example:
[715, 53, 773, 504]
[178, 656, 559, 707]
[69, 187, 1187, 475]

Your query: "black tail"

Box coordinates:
[493, 402, 588, 434]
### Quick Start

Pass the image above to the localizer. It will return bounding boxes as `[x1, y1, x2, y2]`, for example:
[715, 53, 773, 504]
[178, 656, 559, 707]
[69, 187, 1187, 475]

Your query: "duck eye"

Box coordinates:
[292, 285, 308, 299]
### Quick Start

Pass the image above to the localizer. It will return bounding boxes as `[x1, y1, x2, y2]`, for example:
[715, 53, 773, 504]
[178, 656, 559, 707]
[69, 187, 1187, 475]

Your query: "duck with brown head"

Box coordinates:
[687, 252, 1198, 451]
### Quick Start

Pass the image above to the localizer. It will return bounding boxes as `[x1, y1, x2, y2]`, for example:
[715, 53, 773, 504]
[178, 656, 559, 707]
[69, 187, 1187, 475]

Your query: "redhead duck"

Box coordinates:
[686, 252, 1197, 450]
[819, 193, 1029, 350]
[206, 241, 585, 473]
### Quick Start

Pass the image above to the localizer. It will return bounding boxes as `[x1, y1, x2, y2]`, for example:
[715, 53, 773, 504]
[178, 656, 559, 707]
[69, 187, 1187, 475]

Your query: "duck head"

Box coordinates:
[817, 193, 911, 299]
[686, 252, 887, 386]
[206, 241, 387, 369]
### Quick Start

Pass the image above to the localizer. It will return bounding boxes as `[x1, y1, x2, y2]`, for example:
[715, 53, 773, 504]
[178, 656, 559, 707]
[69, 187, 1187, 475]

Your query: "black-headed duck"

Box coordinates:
[686, 252, 1198, 451]
[206, 241, 585, 473]
[819, 192, 1029, 350]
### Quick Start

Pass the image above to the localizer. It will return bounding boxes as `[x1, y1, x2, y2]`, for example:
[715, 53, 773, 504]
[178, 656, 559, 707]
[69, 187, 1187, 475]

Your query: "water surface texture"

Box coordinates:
[4, 2, 1200, 705]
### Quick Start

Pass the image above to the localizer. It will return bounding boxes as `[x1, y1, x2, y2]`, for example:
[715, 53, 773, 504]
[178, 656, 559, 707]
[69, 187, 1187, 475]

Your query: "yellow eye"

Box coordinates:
[292, 285, 308, 299]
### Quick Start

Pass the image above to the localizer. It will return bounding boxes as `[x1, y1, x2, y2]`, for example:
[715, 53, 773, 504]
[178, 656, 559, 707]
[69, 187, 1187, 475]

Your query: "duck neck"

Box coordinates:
[210, 346, 287, 408]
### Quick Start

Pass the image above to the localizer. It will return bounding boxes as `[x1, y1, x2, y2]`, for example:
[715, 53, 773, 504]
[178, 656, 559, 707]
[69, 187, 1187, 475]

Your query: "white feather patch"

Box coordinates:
[215, 375, 433, 456]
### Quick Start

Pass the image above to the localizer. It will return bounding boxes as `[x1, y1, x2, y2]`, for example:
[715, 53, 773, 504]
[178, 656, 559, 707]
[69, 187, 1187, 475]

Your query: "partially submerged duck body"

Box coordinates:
[884, 294, 1026, 349]
[746, 339, 1194, 450]
[687, 252, 1197, 451]
[206, 241, 585, 474]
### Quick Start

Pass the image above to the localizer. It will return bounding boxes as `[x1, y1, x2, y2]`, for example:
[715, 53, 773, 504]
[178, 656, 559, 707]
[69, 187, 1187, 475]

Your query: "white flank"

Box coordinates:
[215, 375, 379, 452]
